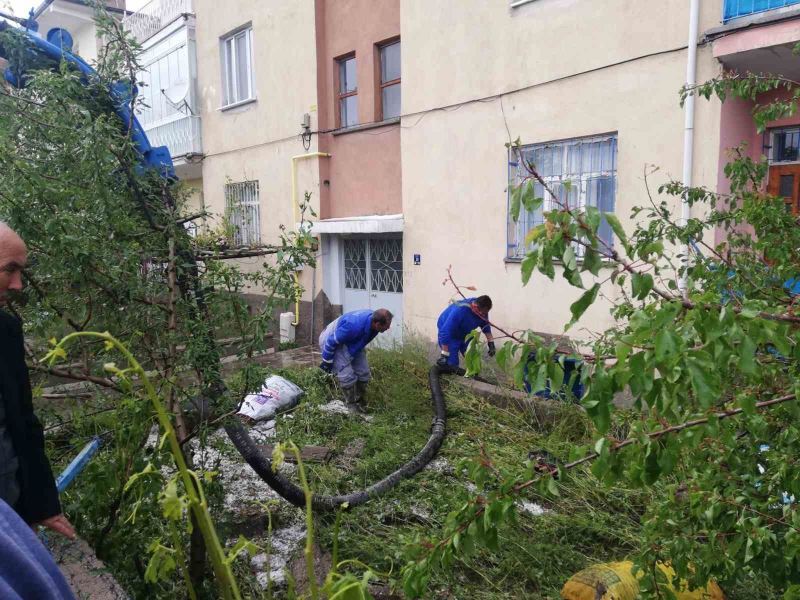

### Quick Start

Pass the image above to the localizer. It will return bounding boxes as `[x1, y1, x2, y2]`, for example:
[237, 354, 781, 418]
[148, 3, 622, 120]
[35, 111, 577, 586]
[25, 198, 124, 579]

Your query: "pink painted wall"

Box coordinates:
[713, 19, 800, 59]
[715, 86, 800, 245]
[315, 0, 402, 219]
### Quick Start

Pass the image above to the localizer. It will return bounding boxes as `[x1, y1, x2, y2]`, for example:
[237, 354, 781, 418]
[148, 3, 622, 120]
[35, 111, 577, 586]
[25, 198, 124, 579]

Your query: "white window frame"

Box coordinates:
[225, 180, 261, 247]
[221, 26, 255, 108]
[507, 133, 618, 260]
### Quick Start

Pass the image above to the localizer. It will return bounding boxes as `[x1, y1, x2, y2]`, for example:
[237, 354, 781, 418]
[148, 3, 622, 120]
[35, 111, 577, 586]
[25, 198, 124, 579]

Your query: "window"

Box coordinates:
[724, 0, 800, 22]
[221, 27, 254, 107]
[225, 181, 260, 246]
[337, 55, 358, 127]
[507, 134, 618, 259]
[379, 40, 401, 120]
[770, 127, 800, 163]
[343, 238, 403, 293]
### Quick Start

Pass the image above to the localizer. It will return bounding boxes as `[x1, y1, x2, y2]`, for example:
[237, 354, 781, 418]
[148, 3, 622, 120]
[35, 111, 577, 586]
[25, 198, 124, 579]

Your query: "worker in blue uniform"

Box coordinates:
[436, 295, 495, 369]
[319, 308, 393, 411]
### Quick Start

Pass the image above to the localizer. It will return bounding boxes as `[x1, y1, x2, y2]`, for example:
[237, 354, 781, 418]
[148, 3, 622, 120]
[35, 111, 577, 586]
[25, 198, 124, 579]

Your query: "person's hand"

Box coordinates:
[487, 341, 496, 357]
[436, 352, 449, 367]
[34, 514, 76, 540]
[319, 361, 333, 373]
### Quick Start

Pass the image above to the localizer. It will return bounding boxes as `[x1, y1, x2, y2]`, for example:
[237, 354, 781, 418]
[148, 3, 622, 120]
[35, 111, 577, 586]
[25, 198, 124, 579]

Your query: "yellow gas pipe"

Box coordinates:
[290, 152, 331, 326]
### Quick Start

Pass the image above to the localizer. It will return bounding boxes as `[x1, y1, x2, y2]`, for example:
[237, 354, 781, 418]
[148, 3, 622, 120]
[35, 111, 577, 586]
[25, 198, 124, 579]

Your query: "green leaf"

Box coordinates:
[495, 342, 512, 371]
[524, 224, 547, 246]
[737, 393, 757, 416]
[520, 182, 542, 214]
[510, 184, 523, 222]
[123, 462, 157, 493]
[582, 246, 602, 276]
[739, 335, 757, 375]
[521, 253, 537, 285]
[687, 358, 718, 407]
[159, 478, 187, 521]
[546, 477, 560, 497]
[144, 543, 176, 584]
[654, 329, 678, 362]
[584, 206, 601, 233]
[566, 284, 600, 330]
[604, 213, 627, 249]
[464, 332, 482, 376]
[562, 246, 577, 271]
[225, 536, 259, 565]
[631, 272, 654, 300]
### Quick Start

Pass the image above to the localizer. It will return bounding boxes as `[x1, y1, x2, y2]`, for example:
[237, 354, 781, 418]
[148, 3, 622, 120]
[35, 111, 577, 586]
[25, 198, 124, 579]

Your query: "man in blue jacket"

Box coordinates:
[436, 295, 495, 369]
[319, 308, 393, 411]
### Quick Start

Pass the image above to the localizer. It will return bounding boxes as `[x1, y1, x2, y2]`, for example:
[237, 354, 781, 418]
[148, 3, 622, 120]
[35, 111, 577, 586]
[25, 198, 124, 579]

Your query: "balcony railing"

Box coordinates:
[123, 0, 194, 43]
[144, 115, 202, 159]
[724, 0, 800, 21]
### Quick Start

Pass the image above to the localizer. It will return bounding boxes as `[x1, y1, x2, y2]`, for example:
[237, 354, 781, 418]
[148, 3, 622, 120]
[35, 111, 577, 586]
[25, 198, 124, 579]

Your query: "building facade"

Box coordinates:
[400, 0, 728, 342]
[39, 0, 800, 348]
[312, 0, 404, 346]
[705, 1, 800, 243]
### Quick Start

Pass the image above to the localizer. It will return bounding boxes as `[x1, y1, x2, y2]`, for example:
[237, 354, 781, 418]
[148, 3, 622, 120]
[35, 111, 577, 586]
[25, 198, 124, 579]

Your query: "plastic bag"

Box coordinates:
[561, 561, 724, 600]
[237, 375, 304, 423]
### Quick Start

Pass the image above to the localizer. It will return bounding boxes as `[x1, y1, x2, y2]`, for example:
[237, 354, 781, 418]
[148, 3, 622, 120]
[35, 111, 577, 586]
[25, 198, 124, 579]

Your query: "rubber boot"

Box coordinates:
[355, 381, 369, 414]
[341, 383, 358, 407]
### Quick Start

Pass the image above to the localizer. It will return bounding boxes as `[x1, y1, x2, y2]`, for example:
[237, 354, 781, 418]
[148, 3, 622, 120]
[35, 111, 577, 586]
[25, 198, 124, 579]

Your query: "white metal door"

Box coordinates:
[341, 237, 404, 347]
[342, 238, 370, 322]
[368, 237, 403, 346]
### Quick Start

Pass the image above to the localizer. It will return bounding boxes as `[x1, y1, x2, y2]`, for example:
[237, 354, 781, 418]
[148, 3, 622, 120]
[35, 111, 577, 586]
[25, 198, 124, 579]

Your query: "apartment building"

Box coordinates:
[34, 0, 800, 347]
[192, 0, 321, 345]
[705, 1, 800, 243]
[34, 0, 125, 63]
[400, 0, 726, 341]
[311, 0, 403, 346]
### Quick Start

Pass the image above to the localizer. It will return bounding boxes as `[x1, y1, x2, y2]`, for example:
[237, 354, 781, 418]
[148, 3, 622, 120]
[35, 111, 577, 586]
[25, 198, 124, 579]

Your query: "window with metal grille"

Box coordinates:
[724, 0, 800, 21]
[337, 54, 358, 128]
[379, 40, 400, 120]
[771, 127, 800, 163]
[221, 26, 254, 107]
[507, 134, 617, 260]
[225, 180, 260, 246]
[344, 239, 367, 290]
[370, 238, 403, 293]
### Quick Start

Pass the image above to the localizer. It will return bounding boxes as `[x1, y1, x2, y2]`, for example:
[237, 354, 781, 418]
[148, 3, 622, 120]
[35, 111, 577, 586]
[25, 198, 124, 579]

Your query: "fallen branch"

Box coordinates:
[424, 390, 797, 557]
[31, 364, 122, 392]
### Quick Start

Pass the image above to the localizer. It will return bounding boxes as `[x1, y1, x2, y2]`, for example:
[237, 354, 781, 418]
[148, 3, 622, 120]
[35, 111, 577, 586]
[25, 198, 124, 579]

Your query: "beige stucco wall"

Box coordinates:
[71, 23, 100, 63]
[180, 177, 204, 218]
[194, 0, 320, 301]
[401, 0, 725, 343]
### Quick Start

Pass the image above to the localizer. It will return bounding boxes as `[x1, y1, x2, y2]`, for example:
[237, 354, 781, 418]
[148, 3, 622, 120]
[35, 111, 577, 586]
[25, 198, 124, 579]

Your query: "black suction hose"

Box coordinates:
[224, 365, 449, 511]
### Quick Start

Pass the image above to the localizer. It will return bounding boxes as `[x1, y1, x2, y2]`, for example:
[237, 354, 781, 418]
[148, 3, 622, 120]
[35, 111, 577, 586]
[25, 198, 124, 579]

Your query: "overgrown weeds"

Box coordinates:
[44, 342, 766, 598]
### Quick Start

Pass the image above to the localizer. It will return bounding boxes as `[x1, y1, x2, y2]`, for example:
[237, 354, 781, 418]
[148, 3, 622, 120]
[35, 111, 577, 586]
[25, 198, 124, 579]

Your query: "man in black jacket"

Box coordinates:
[0, 222, 75, 539]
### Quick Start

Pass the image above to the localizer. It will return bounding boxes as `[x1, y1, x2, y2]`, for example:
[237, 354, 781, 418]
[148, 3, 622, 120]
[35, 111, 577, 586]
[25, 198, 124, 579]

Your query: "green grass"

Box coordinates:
[242, 341, 655, 599]
[46, 341, 771, 599]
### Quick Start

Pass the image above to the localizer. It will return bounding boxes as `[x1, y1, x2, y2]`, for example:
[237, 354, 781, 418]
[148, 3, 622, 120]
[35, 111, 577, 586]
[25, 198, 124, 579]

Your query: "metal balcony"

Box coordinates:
[724, 0, 800, 21]
[144, 114, 202, 159]
[123, 0, 194, 43]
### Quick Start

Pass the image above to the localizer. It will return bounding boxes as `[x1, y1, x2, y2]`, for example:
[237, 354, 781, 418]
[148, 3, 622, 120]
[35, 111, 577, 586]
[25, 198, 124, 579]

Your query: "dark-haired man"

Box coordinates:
[436, 295, 495, 369]
[319, 308, 393, 411]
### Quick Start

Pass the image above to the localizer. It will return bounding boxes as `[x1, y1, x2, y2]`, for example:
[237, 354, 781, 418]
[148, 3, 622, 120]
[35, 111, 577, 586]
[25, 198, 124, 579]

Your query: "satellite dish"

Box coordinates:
[161, 80, 189, 105]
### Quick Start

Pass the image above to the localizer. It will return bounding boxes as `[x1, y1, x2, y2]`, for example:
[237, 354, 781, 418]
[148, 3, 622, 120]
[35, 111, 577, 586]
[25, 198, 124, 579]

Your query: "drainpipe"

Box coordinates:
[290, 152, 331, 326]
[680, 0, 700, 296]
